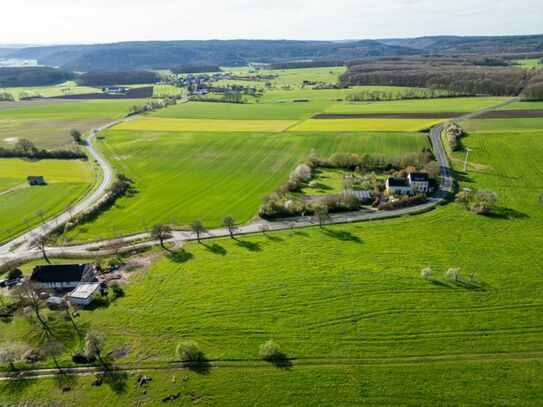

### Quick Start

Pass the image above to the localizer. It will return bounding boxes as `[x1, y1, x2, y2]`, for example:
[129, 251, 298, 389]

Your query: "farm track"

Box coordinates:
[1, 350, 542, 381]
[0, 98, 518, 265]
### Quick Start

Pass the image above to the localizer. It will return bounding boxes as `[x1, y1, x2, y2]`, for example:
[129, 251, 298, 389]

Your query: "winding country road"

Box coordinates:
[0, 98, 518, 265]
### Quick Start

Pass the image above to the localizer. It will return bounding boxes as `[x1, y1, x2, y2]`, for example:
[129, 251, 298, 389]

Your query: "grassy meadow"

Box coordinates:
[2, 126, 542, 405]
[0, 158, 94, 241]
[289, 118, 444, 132]
[0, 81, 99, 100]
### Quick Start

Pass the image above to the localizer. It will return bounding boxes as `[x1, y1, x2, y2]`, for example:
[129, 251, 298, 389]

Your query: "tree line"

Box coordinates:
[75, 70, 160, 86]
[0, 67, 73, 87]
[0, 139, 86, 160]
[170, 64, 222, 74]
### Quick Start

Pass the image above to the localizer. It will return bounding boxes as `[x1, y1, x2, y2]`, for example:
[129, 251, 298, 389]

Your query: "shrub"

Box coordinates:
[445, 267, 461, 282]
[72, 349, 95, 364]
[176, 340, 200, 362]
[23, 347, 41, 364]
[420, 267, 433, 279]
[259, 340, 283, 361]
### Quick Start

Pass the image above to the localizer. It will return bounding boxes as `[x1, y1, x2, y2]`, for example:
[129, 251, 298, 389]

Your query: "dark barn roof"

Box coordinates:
[409, 172, 429, 182]
[27, 176, 45, 184]
[30, 264, 95, 284]
[387, 177, 410, 187]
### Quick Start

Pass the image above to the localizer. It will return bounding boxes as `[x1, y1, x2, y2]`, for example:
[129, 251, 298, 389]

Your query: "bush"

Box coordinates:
[109, 282, 124, 299]
[0, 92, 14, 101]
[23, 347, 41, 364]
[420, 267, 433, 279]
[176, 340, 201, 362]
[259, 340, 283, 361]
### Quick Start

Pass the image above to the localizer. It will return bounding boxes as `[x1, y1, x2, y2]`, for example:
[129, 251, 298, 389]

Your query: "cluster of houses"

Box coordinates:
[177, 72, 273, 95]
[29, 263, 103, 307]
[385, 172, 435, 196]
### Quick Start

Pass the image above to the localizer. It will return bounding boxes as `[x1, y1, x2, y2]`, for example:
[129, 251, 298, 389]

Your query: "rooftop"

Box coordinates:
[408, 172, 430, 182]
[387, 177, 410, 187]
[30, 264, 96, 284]
[68, 283, 101, 300]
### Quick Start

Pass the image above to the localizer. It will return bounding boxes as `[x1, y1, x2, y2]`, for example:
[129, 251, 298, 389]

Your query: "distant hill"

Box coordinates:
[4, 40, 419, 71]
[379, 34, 543, 55]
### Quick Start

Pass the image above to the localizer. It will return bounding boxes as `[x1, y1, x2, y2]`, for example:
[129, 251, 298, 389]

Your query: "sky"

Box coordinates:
[1, 0, 542, 45]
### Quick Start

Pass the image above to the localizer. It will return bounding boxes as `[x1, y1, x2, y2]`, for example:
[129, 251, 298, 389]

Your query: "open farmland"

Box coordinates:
[0, 99, 143, 149]
[289, 117, 444, 132]
[64, 130, 429, 241]
[3, 126, 542, 406]
[0, 158, 93, 241]
[0, 81, 99, 100]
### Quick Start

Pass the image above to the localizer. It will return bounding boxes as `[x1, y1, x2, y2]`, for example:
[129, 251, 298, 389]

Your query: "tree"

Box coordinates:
[14, 138, 35, 155]
[151, 224, 173, 252]
[259, 219, 271, 235]
[15, 280, 52, 336]
[7, 268, 23, 281]
[471, 189, 497, 214]
[30, 234, 51, 264]
[222, 216, 236, 239]
[70, 129, 83, 144]
[176, 340, 200, 362]
[313, 204, 330, 228]
[191, 219, 207, 243]
[420, 267, 433, 280]
[0, 342, 25, 371]
[36, 209, 46, 225]
[85, 332, 105, 365]
[259, 339, 282, 361]
[42, 339, 65, 374]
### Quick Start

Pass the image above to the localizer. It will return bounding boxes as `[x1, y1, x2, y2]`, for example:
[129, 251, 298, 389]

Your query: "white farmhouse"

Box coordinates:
[408, 172, 431, 193]
[385, 177, 412, 196]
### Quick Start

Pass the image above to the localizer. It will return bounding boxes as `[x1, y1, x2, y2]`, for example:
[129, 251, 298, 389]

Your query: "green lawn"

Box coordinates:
[1, 129, 542, 406]
[0, 158, 94, 241]
[63, 130, 428, 241]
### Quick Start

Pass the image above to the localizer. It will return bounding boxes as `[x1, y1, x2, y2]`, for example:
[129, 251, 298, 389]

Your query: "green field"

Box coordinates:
[0, 99, 144, 149]
[0, 81, 99, 100]
[515, 58, 543, 69]
[463, 117, 543, 132]
[2, 128, 542, 406]
[63, 130, 428, 241]
[0, 158, 93, 241]
[325, 96, 509, 114]
[500, 101, 543, 110]
[289, 118, 444, 132]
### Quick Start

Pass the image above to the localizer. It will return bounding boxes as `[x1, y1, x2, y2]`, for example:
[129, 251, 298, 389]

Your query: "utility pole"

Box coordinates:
[463, 148, 472, 172]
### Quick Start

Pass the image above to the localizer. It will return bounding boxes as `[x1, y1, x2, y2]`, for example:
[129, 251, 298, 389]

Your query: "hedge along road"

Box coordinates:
[0, 98, 519, 265]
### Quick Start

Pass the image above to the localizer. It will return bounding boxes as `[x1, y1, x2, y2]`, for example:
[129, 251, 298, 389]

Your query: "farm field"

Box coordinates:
[63, 130, 429, 241]
[0, 81, 99, 100]
[499, 101, 543, 110]
[289, 117, 444, 132]
[325, 96, 509, 114]
[115, 117, 298, 132]
[0, 99, 144, 149]
[2, 128, 542, 405]
[515, 58, 543, 69]
[462, 117, 543, 132]
[0, 158, 93, 241]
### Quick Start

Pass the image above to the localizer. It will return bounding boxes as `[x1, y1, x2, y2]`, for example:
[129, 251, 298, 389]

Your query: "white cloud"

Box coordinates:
[0, 0, 541, 44]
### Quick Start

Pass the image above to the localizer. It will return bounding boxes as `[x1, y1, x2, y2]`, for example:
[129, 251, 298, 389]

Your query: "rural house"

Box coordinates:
[30, 263, 97, 290]
[386, 177, 412, 195]
[408, 172, 431, 193]
[27, 176, 46, 186]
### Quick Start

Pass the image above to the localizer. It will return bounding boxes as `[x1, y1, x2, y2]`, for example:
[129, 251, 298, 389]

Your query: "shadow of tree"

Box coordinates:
[263, 352, 293, 370]
[483, 207, 529, 220]
[322, 228, 362, 243]
[53, 370, 78, 392]
[184, 352, 211, 375]
[265, 235, 284, 242]
[202, 242, 227, 256]
[429, 278, 487, 291]
[0, 375, 36, 394]
[452, 170, 474, 184]
[169, 249, 194, 263]
[236, 240, 262, 252]
[96, 360, 128, 394]
[291, 230, 309, 237]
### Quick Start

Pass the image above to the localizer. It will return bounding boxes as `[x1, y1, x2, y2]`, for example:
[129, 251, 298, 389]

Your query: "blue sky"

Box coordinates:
[1, 0, 542, 44]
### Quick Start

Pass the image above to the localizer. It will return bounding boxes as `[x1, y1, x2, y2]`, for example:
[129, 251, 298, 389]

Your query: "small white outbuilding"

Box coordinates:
[67, 282, 101, 306]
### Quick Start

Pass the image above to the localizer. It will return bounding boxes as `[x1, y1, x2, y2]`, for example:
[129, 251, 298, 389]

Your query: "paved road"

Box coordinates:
[0, 98, 518, 265]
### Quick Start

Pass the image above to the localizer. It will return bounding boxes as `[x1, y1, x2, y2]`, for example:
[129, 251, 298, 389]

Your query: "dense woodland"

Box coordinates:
[0, 67, 73, 87]
[520, 71, 543, 100]
[75, 70, 160, 86]
[341, 57, 527, 96]
[170, 64, 222, 74]
[268, 60, 345, 69]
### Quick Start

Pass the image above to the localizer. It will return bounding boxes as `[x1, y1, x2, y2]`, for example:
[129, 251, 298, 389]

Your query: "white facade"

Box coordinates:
[386, 179, 412, 196]
[32, 281, 80, 290]
[408, 174, 430, 193]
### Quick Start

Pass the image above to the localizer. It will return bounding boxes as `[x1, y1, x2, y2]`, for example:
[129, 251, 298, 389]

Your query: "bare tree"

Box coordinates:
[0, 342, 25, 371]
[313, 204, 330, 228]
[30, 234, 51, 264]
[69, 129, 83, 144]
[222, 216, 236, 239]
[36, 209, 46, 225]
[191, 219, 207, 243]
[259, 220, 271, 235]
[15, 280, 52, 336]
[85, 332, 105, 366]
[42, 339, 65, 374]
[151, 224, 173, 252]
